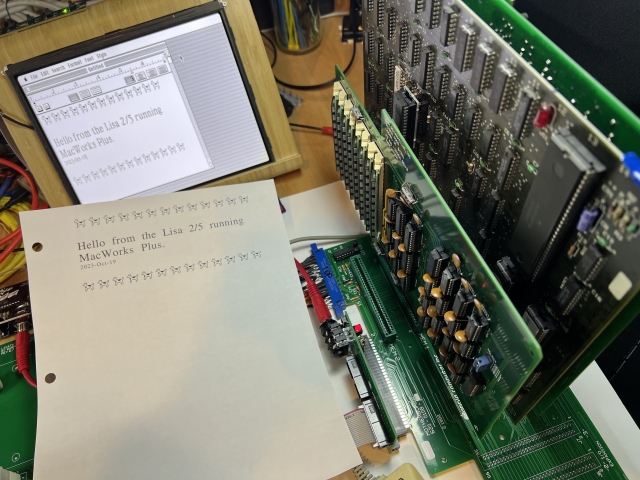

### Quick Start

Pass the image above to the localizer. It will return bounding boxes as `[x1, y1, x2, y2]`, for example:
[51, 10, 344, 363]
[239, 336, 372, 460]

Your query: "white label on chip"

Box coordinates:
[421, 440, 436, 460]
[608, 271, 632, 300]
[394, 65, 404, 92]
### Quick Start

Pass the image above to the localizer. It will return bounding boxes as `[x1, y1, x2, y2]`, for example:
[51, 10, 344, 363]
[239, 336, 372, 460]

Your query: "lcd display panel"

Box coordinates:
[8, 6, 272, 204]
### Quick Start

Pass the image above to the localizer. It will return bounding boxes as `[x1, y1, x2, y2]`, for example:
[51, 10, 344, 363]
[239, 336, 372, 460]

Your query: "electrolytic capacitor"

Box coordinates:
[423, 273, 437, 296]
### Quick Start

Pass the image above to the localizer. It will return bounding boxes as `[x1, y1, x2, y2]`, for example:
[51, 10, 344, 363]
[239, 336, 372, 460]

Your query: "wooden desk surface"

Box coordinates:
[268, 15, 364, 198]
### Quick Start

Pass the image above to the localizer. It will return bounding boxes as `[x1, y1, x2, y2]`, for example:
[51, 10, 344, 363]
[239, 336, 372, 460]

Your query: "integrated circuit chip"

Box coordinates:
[509, 129, 606, 281]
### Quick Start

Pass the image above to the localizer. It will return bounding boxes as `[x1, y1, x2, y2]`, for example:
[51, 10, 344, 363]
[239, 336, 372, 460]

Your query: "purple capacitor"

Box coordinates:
[577, 207, 600, 232]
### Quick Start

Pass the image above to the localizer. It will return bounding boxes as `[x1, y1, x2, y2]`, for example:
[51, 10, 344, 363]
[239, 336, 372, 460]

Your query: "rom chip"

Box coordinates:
[438, 126, 458, 165]
[512, 87, 540, 140]
[488, 64, 518, 113]
[448, 187, 463, 216]
[496, 149, 518, 190]
[471, 168, 487, 199]
[440, 6, 459, 46]
[434, 66, 451, 102]
[509, 129, 606, 281]
[469, 43, 496, 92]
[556, 276, 585, 315]
[453, 24, 477, 72]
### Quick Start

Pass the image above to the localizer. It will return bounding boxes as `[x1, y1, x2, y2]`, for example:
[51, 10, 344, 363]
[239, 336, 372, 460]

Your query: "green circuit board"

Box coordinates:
[327, 238, 626, 479]
[0, 337, 36, 479]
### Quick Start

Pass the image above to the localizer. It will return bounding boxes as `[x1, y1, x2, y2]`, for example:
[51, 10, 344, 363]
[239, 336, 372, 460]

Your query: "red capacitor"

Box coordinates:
[533, 103, 555, 128]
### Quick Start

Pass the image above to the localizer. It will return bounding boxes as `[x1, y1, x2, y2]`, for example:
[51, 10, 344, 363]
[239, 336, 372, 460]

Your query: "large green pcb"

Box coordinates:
[0, 337, 36, 479]
[465, 0, 640, 155]
[327, 238, 626, 479]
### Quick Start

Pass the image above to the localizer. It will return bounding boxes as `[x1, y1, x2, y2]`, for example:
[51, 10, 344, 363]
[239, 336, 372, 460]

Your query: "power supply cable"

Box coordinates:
[295, 258, 332, 322]
[16, 322, 36, 388]
[4, 0, 12, 21]
[261, 29, 358, 91]
[275, 39, 357, 90]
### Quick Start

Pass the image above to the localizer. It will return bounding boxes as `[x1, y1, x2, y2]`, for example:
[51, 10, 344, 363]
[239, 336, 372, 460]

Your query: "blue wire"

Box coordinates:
[0, 176, 14, 199]
[277, 0, 288, 47]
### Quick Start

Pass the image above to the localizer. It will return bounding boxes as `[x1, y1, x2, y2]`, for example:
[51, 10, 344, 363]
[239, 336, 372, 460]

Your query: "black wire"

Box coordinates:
[0, 247, 23, 253]
[0, 189, 28, 214]
[5, 0, 11, 22]
[260, 32, 278, 69]
[274, 40, 358, 91]
[289, 123, 323, 131]
[0, 111, 34, 130]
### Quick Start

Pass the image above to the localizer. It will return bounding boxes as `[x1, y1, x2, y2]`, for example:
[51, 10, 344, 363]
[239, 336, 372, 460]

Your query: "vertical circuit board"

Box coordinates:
[331, 66, 628, 478]
[362, 0, 640, 420]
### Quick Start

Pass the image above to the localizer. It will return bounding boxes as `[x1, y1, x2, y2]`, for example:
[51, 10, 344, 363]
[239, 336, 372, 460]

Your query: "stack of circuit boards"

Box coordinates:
[331, 0, 640, 474]
[331, 66, 630, 478]
[359, 0, 640, 421]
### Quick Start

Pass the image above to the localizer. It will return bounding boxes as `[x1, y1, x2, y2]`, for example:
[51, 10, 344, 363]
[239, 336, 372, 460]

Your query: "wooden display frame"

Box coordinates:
[0, 0, 301, 207]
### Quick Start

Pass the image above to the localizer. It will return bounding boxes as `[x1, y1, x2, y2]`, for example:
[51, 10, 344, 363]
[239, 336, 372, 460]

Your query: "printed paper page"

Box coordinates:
[20, 180, 360, 480]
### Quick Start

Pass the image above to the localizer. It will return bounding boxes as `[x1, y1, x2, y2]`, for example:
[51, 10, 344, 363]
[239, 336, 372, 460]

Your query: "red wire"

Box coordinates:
[295, 258, 332, 323]
[16, 330, 36, 388]
[0, 158, 43, 258]
[0, 158, 44, 389]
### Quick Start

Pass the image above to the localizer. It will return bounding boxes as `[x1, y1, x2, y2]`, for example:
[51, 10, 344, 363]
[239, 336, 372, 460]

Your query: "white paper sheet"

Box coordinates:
[20, 180, 360, 480]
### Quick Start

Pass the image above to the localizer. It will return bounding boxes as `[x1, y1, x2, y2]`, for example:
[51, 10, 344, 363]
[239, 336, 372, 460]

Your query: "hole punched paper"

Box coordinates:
[20, 180, 361, 480]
